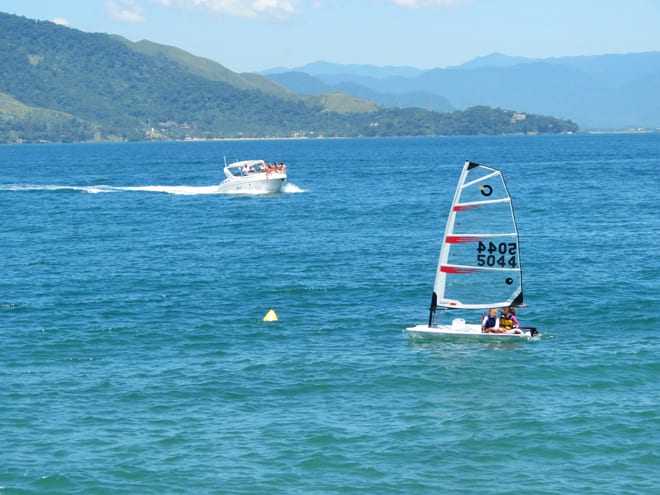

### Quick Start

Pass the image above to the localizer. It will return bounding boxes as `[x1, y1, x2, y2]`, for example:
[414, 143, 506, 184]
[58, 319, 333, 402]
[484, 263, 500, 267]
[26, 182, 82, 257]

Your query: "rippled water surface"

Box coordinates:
[2, 135, 659, 494]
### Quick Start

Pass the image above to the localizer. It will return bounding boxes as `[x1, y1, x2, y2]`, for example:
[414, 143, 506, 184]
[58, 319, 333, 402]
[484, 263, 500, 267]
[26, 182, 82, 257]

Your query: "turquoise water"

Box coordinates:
[2, 135, 659, 494]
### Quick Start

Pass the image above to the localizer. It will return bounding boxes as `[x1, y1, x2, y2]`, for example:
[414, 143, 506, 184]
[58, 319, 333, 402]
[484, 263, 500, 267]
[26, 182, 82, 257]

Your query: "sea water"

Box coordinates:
[1, 134, 658, 494]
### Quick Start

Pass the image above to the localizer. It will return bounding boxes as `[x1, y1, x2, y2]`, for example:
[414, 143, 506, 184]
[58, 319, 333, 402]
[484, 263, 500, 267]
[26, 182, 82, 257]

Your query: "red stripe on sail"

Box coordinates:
[445, 235, 482, 244]
[453, 204, 480, 211]
[440, 265, 478, 274]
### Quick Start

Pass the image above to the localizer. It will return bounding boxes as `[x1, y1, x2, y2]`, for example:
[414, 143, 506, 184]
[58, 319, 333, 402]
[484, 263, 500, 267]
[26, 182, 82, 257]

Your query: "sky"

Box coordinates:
[3, 0, 659, 73]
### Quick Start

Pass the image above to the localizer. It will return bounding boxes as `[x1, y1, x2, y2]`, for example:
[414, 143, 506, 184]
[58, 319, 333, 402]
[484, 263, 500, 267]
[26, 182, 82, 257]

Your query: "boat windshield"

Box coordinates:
[225, 161, 286, 177]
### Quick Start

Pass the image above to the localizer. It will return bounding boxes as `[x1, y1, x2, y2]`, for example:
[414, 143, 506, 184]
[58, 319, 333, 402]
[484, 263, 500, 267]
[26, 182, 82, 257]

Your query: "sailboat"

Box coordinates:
[406, 160, 538, 339]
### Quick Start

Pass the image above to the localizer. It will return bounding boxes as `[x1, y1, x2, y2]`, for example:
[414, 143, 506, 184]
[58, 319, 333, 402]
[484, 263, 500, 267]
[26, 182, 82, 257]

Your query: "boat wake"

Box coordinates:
[1, 183, 306, 195]
[121, 185, 221, 195]
[0, 184, 221, 195]
[282, 183, 306, 193]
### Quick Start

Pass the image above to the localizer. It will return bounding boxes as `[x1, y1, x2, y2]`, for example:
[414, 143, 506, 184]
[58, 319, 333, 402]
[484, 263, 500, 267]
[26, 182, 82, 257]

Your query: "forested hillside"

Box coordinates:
[0, 11, 578, 143]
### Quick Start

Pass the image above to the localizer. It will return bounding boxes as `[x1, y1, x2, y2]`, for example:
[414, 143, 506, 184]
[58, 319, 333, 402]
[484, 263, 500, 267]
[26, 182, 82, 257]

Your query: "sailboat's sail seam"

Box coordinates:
[462, 170, 499, 188]
[445, 233, 516, 243]
[441, 264, 520, 273]
[454, 198, 511, 209]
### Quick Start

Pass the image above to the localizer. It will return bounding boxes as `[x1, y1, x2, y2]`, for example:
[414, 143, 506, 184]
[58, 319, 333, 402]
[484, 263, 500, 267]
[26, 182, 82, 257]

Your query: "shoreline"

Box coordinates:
[2, 128, 658, 146]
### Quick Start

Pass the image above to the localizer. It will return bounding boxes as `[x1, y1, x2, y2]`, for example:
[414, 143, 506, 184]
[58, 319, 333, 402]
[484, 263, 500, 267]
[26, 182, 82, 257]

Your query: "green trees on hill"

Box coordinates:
[0, 11, 578, 143]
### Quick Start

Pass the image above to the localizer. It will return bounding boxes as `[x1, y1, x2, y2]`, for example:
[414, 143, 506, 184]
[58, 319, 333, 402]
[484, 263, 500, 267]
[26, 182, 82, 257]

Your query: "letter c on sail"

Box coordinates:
[480, 184, 493, 196]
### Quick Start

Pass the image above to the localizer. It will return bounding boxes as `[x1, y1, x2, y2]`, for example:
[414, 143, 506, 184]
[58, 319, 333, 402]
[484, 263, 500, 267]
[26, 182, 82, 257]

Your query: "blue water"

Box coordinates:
[2, 135, 659, 494]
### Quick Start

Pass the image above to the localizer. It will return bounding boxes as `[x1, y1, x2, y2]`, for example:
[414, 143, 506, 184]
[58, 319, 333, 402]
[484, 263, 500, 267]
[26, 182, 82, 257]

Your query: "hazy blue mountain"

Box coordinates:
[456, 52, 535, 69]
[537, 52, 660, 87]
[417, 62, 602, 121]
[267, 72, 453, 112]
[263, 52, 660, 129]
[266, 71, 330, 94]
[421, 55, 660, 128]
[262, 61, 425, 79]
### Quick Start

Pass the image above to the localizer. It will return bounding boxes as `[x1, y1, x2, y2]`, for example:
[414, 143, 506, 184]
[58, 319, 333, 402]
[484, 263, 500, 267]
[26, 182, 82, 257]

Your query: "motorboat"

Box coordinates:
[218, 159, 287, 194]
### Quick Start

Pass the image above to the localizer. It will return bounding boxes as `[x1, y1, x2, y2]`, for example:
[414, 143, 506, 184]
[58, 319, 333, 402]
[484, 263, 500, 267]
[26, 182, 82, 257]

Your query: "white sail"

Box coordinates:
[431, 160, 523, 311]
[407, 160, 537, 338]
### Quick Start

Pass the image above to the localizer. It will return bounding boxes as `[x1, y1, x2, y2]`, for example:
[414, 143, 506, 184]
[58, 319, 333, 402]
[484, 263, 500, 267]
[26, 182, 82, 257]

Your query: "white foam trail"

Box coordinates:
[122, 185, 221, 195]
[0, 184, 221, 195]
[1, 183, 307, 195]
[283, 183, 306, 193]
[85, 186, 118, 194]
[0, 184, 94, 192]
[0, 184, 121, 193]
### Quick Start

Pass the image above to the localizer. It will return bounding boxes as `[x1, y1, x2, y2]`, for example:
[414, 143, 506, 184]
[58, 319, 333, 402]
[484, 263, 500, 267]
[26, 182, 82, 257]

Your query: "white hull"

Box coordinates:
[217, 172, 286, 194]
[406, 321, 536, 339]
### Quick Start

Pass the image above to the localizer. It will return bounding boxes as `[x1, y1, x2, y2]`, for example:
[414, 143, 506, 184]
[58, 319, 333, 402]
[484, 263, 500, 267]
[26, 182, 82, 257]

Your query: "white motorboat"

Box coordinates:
[406, 160, 539, 339]
[218, 159, 287, 194]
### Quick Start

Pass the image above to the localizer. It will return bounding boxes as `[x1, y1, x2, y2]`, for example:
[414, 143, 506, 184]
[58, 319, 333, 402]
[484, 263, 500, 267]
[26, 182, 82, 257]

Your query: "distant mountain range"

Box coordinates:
[0, 11, 578, 143]
[262, 52, 660, 129]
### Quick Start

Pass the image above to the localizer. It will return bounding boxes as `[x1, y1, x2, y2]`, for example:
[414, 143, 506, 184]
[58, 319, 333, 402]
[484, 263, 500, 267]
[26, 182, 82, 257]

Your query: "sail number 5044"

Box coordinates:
[477, 241, 517, 267]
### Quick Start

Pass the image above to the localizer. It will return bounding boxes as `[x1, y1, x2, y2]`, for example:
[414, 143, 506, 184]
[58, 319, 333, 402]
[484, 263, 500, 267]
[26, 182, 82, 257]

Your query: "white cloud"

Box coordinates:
[148, 0, 462, 21]
[106, 0, 147, 23]
[162, 0, 302, 19]
[51, 17, 70, 26]
[390, 0, 463, 7]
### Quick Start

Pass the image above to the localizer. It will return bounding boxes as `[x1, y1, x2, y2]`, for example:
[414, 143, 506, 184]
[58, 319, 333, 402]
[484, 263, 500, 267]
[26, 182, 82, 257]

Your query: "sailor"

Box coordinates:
[509, 307, 520, 328]
[482, 308, 500, 333]
[499, 307, 515, 330]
